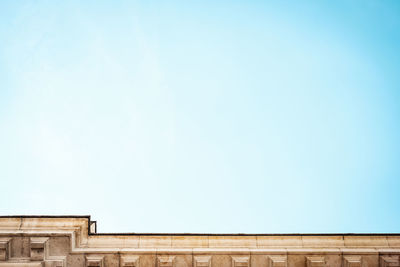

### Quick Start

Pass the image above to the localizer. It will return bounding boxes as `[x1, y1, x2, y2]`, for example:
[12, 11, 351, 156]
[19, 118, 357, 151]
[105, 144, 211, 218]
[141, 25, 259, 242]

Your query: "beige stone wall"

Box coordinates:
[0, 216, 399, 267]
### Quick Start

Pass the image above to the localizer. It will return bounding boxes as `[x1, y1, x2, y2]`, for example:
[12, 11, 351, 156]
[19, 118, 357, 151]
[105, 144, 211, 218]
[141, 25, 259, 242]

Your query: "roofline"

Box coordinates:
[1, 215, 399, 236]
[0, 215, 91, 219]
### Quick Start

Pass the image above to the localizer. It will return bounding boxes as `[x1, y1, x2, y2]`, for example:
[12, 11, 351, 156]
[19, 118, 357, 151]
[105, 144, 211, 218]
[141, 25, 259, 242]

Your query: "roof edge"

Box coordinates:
[1, 215, 399, 236]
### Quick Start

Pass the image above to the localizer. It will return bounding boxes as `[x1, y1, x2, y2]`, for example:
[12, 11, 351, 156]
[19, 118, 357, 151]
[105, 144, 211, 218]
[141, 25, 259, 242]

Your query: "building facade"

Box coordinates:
[0, 216, 399, 267]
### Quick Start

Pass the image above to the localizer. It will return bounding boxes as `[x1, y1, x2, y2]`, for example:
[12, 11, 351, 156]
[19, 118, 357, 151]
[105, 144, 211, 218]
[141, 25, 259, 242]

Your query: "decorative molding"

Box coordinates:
[232, 256, 249, 267]
[194, 256, 211, 267]
[1, 217, 400, 254]
[52, 261, 64, 267]
[343, 256, 362, 267]
[0, 217, 399, 267]
[0, 263, 44, 267]
[380, 256, 400, 267]
[307, 257, 326, 267]
[121, 255, 140, 267]
[0, 238, 11, 261]
[86, 255, 104, 267]
[0, 236, 64, 266]
[157, 255, 175, 267]
[269, 256, 287, 267]
[43, 237, 65, 267]
[30, 237, 48, 261]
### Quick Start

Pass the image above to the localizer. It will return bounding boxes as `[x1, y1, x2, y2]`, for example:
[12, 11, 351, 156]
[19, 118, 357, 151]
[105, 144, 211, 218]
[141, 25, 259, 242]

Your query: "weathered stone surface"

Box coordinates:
[0, 216, 399, 267]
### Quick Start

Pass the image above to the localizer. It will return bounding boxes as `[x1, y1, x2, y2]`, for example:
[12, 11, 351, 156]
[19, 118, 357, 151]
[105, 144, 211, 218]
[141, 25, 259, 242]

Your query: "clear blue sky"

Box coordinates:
[0, 0, 399, 233]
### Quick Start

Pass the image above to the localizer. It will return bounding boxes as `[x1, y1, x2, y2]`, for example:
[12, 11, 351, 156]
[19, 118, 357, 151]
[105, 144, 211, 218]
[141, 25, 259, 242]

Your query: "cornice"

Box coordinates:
[0, 216, 399, 255]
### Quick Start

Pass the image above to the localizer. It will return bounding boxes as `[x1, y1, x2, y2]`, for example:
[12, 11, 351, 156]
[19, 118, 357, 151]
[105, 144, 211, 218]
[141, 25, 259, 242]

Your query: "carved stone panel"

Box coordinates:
[121, 255, 140, 267]
[380, 256, 400, 267]
[344, 256, 362, 267]
[157, 256, 175, 267]
[307, 257, 326, 267]
[30, 237, 48, 261]
[232, 256, 250, 267]
[194, 256, 211, 267]
[86, 255, 104, 267]
[0, 238, 11, 261]
[269, 256, 287, 267]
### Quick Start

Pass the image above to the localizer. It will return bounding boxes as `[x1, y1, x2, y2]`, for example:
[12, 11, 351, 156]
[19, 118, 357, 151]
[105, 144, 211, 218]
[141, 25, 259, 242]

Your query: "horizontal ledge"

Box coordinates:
[2, 215, 400, 236]
[91, 233, 400, 236]
[69, 248, 400, 254]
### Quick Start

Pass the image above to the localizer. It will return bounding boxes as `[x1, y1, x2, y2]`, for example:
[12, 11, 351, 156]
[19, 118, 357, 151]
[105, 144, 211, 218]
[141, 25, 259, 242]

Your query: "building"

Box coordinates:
[0, 216, 399, 267]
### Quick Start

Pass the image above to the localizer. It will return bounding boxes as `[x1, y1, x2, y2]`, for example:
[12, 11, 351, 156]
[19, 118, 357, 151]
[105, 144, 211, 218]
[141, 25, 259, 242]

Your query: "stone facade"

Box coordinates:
[0, 216, 399, 267]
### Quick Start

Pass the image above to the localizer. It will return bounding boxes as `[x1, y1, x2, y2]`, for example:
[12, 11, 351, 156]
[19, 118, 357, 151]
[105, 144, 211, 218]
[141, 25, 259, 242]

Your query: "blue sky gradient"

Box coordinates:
[0, 0, 399, 233]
